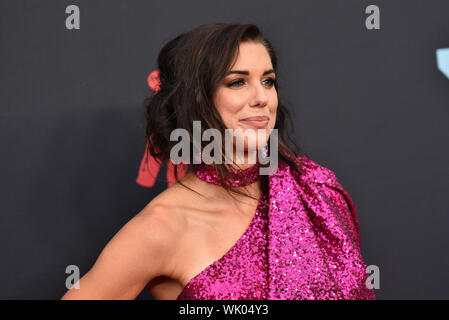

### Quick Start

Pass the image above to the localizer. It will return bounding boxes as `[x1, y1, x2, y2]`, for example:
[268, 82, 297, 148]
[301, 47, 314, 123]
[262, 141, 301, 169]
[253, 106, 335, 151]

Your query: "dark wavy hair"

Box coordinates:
[144, 22, 305, 203]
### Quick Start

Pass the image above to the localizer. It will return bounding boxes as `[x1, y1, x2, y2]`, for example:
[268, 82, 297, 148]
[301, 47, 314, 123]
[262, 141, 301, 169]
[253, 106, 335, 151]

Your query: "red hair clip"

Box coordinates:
[147, 69, 161, 93]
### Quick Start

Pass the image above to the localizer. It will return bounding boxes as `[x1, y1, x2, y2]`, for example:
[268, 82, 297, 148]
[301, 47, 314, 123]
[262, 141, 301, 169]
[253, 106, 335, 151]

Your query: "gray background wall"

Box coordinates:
[1, 0, 448, 299]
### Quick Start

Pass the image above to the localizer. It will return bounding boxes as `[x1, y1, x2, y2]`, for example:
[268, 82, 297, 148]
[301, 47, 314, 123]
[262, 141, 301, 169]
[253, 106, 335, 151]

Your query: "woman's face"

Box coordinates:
[213, 41, 278, 155]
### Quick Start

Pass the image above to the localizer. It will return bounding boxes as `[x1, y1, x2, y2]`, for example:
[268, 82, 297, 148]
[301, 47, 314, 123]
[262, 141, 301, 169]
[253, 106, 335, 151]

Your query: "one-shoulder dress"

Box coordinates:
[175, 155, 376, 300]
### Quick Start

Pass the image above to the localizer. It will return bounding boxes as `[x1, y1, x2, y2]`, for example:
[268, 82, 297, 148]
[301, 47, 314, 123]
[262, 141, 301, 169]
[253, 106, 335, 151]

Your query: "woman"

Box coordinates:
[61, 22, 376, 300]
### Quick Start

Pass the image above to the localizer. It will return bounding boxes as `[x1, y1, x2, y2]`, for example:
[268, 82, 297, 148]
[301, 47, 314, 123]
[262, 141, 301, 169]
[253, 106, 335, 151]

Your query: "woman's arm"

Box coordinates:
[60, 205, 180, 300]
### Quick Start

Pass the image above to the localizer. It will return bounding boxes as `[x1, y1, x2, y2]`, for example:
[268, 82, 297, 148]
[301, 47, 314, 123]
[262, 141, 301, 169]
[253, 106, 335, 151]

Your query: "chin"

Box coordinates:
[241, 136, 269, 152]
[230, 126, 272, 157]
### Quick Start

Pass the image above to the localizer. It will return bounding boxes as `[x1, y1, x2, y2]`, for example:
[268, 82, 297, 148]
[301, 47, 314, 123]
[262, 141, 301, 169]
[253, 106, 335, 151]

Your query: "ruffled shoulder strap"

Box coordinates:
[266, 155, 374, 299]
[291, 155, 362, 250]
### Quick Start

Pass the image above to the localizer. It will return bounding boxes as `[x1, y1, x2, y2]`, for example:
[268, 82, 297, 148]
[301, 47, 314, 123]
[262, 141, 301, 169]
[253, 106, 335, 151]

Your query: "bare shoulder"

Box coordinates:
[144, 171, 206, 213]
[136, 177, 201, 259]
[136, 190, 190, 270]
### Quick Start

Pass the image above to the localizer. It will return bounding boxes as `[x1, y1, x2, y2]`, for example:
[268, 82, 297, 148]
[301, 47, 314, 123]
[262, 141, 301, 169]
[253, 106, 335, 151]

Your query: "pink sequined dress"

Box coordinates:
[176, 155, 376, 300]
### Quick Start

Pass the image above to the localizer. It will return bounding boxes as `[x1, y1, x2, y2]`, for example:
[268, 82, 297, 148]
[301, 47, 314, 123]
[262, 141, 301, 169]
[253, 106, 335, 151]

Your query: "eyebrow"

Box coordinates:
[226, 69, 275, 76]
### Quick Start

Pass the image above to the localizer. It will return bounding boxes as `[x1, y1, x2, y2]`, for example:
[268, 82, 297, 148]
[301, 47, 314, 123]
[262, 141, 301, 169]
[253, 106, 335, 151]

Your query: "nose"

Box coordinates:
[250, 83, 268, 108]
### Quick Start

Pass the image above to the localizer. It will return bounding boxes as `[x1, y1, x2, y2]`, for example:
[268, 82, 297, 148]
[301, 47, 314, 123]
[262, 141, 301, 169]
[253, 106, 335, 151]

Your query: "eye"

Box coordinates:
[263, 77, 276, 87]
[227, 79, 245, 87]
[226, 77, 277, 88]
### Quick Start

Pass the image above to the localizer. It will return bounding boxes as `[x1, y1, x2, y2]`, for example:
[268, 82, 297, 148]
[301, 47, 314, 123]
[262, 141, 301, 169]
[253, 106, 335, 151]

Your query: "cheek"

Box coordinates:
[215, 95, 244, 126]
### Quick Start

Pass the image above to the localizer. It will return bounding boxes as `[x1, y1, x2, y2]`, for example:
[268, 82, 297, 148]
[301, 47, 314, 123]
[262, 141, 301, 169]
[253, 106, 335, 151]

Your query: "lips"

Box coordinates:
[240, 116, 269, 121]
[239, 116, 269, 128]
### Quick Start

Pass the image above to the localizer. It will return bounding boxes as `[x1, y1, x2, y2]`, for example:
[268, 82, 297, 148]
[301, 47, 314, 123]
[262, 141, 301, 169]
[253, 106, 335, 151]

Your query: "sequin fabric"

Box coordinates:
[176, 156, 376, 300]
[192, 162, 260, 187]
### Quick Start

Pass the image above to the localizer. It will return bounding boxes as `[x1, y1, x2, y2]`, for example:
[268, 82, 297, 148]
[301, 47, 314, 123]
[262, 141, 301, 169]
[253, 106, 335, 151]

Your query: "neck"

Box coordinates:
[187, 156, 262, 206]
[180, 171, 261, 209]
[224, 148, 260, 171]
